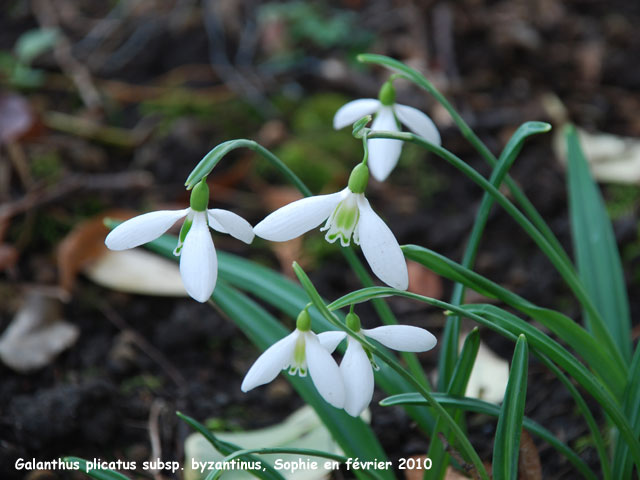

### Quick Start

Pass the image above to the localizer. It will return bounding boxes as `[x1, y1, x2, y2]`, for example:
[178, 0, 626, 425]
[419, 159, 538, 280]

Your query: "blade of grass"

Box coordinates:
[612, 345, 640, 479]
[493, 335, 529, 480]
[566, 125, 631, 362]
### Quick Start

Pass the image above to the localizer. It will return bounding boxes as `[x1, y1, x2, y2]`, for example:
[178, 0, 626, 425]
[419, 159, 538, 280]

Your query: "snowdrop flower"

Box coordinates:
[241, 310, 346, 408]
[105, 180, 254, 303]
[336, 312, 437, 417]
[253, 164, 408, 290]
[333, 81, 441, 181]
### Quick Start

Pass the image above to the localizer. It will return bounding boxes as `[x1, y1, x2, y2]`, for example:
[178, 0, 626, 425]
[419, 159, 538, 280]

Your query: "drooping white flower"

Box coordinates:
[333, 81, 441, 182]
[334, 313, 437, 417]
[253, 164, 408, 290]
[241, 310, 345, 408]
[105, 180, 254, 303]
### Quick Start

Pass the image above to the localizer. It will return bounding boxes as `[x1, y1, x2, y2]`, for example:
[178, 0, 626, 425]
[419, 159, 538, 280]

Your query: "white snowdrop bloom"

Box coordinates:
[241, 310, 346, 409]
[334, 313, 437, 417]
[253, 164, 408, 290]
[333, 81, 441, 182]
[104, 180, 254, 303]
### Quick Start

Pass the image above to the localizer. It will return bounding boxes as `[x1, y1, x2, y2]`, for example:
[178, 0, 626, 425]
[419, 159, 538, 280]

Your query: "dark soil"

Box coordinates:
[1, 1, 639, 479]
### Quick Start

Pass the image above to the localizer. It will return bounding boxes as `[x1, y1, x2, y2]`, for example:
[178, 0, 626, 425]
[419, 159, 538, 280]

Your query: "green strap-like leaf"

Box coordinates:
[565, 125, 631, 362]
[211, 282, 394, 480]
[613, 345, 640, 479]
[326, 286, 640, 471]
[379, 393, 596, 480]
[493, 335, 529, 480]
[62, 457, 130, 480]
[402, 244, 625, 398]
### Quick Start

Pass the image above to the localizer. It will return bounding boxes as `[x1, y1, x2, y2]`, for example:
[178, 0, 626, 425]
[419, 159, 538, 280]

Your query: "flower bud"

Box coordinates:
[348, 163, 369, 194]
[190, 179, 210, 212]
[378, 81, 396, 106]
[296, 309, 312, 331]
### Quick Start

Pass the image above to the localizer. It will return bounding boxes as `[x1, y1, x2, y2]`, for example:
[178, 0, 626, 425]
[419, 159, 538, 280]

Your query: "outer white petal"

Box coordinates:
[364, 325, 437, 352]
[305, 332, 345, 408]
[105, 209, 189, 250]
[394, 104, 441, 146]
[180, 212, 217, 302]
[208, 209, 255, 244]
[333, 99, 380, 129]
[317, 331, 347, 353]
[253, 190, 346, 242]
[241, 330, 299, 392]
[356, 196, 408, 290]
[341, 338, 374, 417]
[368, 107, 403, 181]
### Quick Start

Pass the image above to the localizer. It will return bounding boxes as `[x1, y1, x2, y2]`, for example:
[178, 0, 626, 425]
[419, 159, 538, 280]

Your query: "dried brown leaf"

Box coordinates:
[518, 430, 542, 480]
[408, 260, 443, 299]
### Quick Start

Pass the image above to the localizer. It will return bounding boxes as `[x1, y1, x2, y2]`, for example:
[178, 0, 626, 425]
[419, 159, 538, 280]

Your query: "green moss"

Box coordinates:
[31, 151, 62, 183]
[605, 184, 640, 219]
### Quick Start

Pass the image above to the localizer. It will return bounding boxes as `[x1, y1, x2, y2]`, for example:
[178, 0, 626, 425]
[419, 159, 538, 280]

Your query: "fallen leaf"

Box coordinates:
[57, 209, 135, 294]
[0, 291, 79, 372]
[518, 430, 542, 480]
[553, 124, 640, 184]
[408, 260, 443, 299]
[85, 249, 188, 297]
[0, 243, 19, 271]
[462, 334, 510, 404]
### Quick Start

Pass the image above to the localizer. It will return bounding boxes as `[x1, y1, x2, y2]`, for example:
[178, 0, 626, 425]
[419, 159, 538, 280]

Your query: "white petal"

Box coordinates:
[105, 209, 189, 250]
[333, 99, 380, 129]
[180, 212, 217, 302]
[364, 325, 437, 352]
[356, 196, 408, 290]
[317, 331, 347, 353]
[368, 107, 403, 181]
[341, 338, 374, 417]
[253, 190, 345, 242]
[394, 104, 441, 145]
[305, 332, 345, 408]
[241, 330, 299, 391]
[208, 209, 255, 244]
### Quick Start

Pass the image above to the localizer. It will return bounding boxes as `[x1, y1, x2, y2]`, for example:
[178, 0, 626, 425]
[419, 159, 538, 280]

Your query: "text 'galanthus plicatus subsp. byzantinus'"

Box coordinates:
[241, 310, 347, 408]
[104, 180, 254, 302]
[253, 163, 409, 290]
[333, 81, 441, 181]
[336, 312, 437, 417]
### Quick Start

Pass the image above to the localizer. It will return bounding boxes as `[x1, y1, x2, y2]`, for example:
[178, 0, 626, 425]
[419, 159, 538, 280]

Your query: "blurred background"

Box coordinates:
[1, 0, 639, 478]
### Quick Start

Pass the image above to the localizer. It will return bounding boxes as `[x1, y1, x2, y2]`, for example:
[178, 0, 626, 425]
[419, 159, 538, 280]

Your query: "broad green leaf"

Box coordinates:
[493, 335, 529, 480]
[566, 125, 631, 362]
[402, 244, 626, 398]
[62, 457, 130, 480]
[211, 282, 393, 480]
[379, 393, 596, 480]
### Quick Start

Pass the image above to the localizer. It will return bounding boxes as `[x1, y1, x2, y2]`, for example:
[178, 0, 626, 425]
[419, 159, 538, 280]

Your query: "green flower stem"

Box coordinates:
[357, 53, 570, 267]
[294, 264, 491, 480]
[186, 138, 430, 388]
[366, 129, 627, 376]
